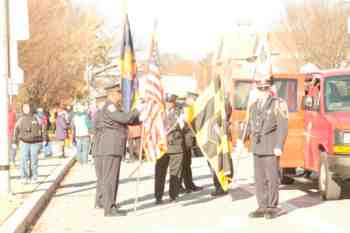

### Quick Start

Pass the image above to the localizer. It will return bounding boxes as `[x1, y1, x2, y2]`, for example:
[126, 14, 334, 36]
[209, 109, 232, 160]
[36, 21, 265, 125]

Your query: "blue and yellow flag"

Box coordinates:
[119, 15, 137, 112]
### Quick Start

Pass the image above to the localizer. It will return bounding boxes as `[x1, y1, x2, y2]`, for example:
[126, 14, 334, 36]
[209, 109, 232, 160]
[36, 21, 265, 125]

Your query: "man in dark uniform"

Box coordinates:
[155, 94, 184, 204]
[91, 93, 107, 209]
[237, 77, 288, 219]
[98, 83, 140, 217]
[180, 92, 203, 193]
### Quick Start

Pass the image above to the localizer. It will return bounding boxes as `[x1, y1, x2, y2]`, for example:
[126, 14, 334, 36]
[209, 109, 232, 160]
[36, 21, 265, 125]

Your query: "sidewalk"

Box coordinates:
[0, 142, 76, 226]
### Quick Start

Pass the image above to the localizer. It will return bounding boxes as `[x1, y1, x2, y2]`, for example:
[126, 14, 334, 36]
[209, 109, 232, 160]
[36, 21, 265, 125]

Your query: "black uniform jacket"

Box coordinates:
[97, 100, 139, 156]
[245, 96, 288, 155]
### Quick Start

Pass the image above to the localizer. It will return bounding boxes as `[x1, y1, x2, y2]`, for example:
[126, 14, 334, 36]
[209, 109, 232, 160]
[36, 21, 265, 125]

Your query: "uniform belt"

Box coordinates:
[254, 154, 274, 158]
[262, 126, 277, 135]
[255, 126, 277, 144]
[0, 165, 10, 171]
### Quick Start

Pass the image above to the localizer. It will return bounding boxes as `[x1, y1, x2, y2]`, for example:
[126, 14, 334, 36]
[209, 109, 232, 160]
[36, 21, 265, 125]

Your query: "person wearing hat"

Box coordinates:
[179, 92, 203, 193]
[236, 76, 288, 219]
[98, 83, 141, 217]
[154, 94, 185, 204]
[91, 94, 107, 209]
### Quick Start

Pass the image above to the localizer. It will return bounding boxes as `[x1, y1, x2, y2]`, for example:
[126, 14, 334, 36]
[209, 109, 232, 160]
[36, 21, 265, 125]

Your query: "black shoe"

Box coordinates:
[104, 208, 127, 217]
[210, 190, 228, 197]
[179, 186, 186, 194]
[155, 199, 163, 205]
[191, 186, 203, 192]
[169, 198, 178, 203]
[264, 208, 282, 219]
[183, 188, 192, 193]
[248, 208, 266, 218]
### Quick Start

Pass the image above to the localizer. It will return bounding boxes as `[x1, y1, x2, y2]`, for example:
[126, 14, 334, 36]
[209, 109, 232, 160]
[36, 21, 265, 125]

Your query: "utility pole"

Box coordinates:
[0, 0, 11, 195]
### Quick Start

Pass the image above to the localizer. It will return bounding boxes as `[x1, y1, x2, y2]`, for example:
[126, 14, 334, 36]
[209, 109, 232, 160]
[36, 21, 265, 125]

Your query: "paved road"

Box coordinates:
[0, 155, 69, 225]
[29, 156, 350, 233]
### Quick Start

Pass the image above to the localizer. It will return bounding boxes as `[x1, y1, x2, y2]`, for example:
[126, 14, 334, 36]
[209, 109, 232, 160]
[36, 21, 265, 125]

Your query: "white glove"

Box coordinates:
[11, 144, 17, 149]
[274, 148, 282, 156]
[139, 111, 147, 122]
[135, 102, 145, 113]
[235, 139, 244, 154]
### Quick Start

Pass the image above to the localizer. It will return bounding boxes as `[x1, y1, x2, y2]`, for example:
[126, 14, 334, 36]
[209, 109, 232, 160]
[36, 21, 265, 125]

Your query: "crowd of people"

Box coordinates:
[8, 100, 97, 184]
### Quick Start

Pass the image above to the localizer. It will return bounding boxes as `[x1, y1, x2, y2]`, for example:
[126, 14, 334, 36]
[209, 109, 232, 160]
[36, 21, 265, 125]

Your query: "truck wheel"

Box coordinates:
[319, 151, 341, 200]
[280, 168, 295, 185]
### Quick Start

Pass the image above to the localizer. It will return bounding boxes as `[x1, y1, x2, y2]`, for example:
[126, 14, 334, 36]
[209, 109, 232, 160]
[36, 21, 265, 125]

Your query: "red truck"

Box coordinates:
[303, 69, 350, 200]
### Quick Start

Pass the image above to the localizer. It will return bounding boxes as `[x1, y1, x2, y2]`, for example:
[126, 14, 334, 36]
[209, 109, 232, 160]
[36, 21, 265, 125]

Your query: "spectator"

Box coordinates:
[8, 104, 17, 166]
[13, 103, 48, 184]
[72, 103, 92, 165]
[49, 108, 57, 131]
[36, 107, 51, 158]
[65, 105, 74, 148]
[55, 105, 69, 158]
[66, 105, 74, 124]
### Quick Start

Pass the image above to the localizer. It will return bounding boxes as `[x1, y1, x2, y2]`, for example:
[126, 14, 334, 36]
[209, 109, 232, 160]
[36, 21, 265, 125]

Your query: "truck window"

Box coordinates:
[234, 81, 252, 110]
[233, 79, 298, 112]
[325, 76, 350, 112]
[274, 79, 298, 112]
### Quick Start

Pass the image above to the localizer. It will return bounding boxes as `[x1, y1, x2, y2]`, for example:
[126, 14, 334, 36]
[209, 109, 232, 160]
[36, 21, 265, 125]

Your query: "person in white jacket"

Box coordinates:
[72, 103, 92, 165]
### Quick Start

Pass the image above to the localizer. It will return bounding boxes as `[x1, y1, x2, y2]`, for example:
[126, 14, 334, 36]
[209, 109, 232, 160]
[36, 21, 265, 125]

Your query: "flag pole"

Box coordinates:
[133, 123, 145, 213]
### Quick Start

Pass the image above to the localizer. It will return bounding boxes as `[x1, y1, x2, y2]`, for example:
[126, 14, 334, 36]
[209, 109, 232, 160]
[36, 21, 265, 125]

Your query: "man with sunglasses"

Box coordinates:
[237, 77, 288, 219]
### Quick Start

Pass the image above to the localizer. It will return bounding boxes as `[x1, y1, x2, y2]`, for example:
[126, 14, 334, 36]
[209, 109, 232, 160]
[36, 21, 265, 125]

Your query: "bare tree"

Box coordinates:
[17, 0, 114, 108]
[281, 0, 350, 69]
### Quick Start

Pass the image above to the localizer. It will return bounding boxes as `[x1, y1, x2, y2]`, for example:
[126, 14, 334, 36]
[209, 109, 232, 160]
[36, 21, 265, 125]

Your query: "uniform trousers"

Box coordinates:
[94, 156, 104, 207]
[253, 155, 280, 208]
[155, 153, 183, 201]
[180, 148, 196, 189]
[102, 155, 122, 212]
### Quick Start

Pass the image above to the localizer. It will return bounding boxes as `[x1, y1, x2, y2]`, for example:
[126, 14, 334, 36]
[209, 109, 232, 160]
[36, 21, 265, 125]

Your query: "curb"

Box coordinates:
[0, 156, 76, 233]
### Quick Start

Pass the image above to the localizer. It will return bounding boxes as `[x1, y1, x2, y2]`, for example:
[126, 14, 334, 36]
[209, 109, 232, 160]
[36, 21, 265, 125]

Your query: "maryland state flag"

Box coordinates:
[119, 15, 137, 112]
[186, 78, 232, 191]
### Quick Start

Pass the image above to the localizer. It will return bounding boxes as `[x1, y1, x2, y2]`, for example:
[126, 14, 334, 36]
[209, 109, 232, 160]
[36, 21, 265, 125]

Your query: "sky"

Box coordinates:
[74, 0, 286, 60]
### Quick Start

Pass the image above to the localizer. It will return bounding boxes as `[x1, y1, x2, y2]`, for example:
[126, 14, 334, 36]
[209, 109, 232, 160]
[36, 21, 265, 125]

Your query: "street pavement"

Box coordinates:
[29, 156, 350, 233]
[0, 155, 69, 225]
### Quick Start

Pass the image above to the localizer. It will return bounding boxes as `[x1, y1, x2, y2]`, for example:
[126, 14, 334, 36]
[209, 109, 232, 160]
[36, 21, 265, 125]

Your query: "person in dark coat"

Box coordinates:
[91, 94, 107, 209]
[155, 94, 185, 204]
[98, 83, 140, 217]
[13, 103, 48, 184]
[180, 92, 203, 193]
[237, 77, 288, 219]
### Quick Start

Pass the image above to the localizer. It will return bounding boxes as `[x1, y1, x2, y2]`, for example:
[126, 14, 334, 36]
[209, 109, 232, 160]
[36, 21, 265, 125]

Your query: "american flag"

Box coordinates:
[141, 21, 168, 161]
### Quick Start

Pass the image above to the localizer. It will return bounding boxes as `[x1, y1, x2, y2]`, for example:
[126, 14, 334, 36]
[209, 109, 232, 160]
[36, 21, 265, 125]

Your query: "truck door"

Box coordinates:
[274, 78, 305, 169]
[304, 77, 321, 172]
